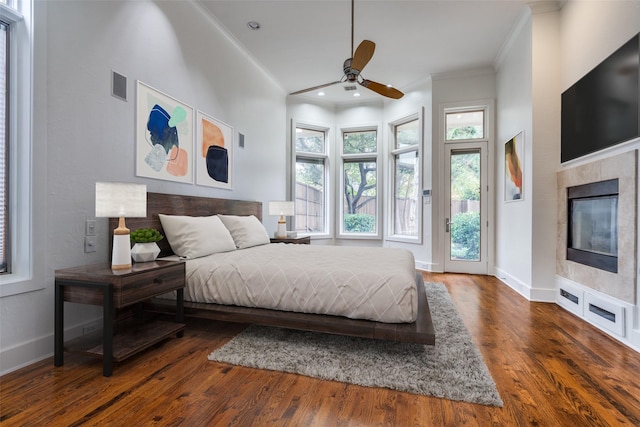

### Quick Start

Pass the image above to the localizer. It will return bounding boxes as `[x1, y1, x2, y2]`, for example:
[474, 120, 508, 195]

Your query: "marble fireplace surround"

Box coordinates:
[557, 151, 638, 304]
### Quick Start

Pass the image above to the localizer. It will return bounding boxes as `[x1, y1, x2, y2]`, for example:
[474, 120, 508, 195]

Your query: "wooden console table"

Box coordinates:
[54, 260, 185, 377]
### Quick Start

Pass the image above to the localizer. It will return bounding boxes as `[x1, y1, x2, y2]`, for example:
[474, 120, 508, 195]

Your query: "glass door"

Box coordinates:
[444, 142, 488, 274]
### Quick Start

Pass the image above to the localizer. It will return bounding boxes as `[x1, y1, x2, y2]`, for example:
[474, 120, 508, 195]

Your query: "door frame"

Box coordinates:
[444, 142, 489, 274]
[436, 100, 495, 275]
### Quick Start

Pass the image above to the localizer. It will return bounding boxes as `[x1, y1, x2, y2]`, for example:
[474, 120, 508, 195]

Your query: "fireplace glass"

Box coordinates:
[570, 196, 618, 257]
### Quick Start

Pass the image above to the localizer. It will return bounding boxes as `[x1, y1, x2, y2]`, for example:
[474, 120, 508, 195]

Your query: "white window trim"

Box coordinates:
[338, 125, 381, 240]
[291, 120, 333, 239]
[443, 105, 488, 143]
[0, 0, 40, 297]
[387, 111, 423, 244]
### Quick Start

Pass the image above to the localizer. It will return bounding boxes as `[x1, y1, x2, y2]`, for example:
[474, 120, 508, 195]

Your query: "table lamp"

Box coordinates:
[95, 182, 147, 270]
[268, 201, 295, 238]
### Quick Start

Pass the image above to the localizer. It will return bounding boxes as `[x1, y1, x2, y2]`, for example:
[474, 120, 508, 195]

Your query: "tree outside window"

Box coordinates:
[342, 130, 377, 234]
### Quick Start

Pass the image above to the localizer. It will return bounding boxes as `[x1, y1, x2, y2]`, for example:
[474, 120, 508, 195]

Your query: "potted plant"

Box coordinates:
[130, 228, 164, 262]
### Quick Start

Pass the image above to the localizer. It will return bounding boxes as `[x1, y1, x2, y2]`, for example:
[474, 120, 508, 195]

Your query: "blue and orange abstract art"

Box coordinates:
[136, 81, 194, 183]
[196, 111, 233, 189]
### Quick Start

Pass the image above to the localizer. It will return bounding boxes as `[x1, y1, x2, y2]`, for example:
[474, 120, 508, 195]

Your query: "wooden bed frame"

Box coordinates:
[111, 192, 435, 345]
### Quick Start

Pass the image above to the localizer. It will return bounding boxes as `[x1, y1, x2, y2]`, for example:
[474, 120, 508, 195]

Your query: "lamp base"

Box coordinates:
[112, 233, 132, 270]
[275, 220, 287, 238]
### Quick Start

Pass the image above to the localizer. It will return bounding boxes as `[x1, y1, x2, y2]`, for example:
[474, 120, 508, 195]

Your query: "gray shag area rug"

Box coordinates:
[207, 282, 502, 407]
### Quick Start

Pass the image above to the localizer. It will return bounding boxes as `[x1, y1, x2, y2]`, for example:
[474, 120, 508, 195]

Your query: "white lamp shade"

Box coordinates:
[95, 182, 147, 218]
[268, 201, 295, 217]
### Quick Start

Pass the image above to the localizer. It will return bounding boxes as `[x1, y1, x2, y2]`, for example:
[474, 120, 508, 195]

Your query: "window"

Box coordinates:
[445, 110, 484, 141]
[390, 116, 421, 240]
[294, 126, 329, 235]
[341, 129, 379, 236]
[0, 19, 7, 273]
[1, 0, 36, 295]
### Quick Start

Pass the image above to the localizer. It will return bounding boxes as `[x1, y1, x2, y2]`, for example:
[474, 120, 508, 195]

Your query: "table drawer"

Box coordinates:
[117, 265, 184, 307]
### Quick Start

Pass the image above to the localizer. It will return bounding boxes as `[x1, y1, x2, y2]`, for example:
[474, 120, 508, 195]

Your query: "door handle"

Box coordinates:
[445, 218, 454, 233]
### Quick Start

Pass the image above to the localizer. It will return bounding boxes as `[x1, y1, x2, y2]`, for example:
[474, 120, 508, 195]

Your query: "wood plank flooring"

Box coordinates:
[2, 273, 640, 426]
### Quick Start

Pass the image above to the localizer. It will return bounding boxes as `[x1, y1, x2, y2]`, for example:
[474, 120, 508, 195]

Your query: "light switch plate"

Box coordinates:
[85, 219, 96, 236]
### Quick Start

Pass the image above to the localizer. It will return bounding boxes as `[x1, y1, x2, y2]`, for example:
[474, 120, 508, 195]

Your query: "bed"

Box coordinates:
[112, 192, 435, 345]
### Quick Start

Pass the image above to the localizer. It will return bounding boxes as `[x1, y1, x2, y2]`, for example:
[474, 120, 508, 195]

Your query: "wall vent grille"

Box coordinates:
[560, 289, 579, 305]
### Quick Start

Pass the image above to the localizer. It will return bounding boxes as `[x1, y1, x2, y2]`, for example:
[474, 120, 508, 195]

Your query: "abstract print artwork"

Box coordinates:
[196, 111, 233, 189]
[136, 81, 194, 183]
[504, 131, 524, 201]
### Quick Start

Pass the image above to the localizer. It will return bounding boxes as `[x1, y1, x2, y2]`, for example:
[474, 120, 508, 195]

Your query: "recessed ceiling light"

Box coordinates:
[353, 92, 361, 97]
[386, 84, 393, 88]
[247, 21, 261, 30]
[317, 91, 325, 96]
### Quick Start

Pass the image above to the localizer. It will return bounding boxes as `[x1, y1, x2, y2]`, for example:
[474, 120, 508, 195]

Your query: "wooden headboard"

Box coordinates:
[109, 192, 263, 258]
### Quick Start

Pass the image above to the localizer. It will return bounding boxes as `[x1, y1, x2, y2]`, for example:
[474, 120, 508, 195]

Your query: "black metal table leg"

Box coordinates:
[54, 281, 64, 367]
[176, 288, 184, 338]
[102, 283, 114, 377]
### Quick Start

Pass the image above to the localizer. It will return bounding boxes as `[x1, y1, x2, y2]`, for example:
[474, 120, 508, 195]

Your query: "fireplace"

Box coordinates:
[567, 179, 618, 273]
[556, 150, 638, 306]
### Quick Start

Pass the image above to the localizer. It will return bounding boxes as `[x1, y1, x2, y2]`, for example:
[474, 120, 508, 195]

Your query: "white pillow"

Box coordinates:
[158, 214, 236, 259]
[218, 214, 270, 249]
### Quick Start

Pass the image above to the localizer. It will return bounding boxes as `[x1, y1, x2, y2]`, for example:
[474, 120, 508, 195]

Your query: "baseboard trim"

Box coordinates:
[0, 335, 53, 376]
[0, 318, 101, 376]
[415, 260, 441, 272]
[494, 268, 531, 299]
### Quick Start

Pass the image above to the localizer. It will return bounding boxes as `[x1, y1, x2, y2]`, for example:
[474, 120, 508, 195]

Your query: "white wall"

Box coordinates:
[0, 0, 286, 375]
[530, 8, 561, 299]
[494, 5, 562, 301]
[495, 14, 533, 292]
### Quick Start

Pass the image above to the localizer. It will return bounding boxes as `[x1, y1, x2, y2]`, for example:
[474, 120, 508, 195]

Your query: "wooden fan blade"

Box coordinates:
[289, 81, 342, 96]
[360, 79, 404, 99]
[350, 40, 375, 74]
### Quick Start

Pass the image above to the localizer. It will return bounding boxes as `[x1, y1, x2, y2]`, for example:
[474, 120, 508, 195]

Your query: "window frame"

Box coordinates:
[387, 112, 423, 244]
[291, 121, 332, 238]
[0, 0, 39, 296]
[444, 108, 486, 142]
[338, 125, 381, 239]
[1, 19, 9, 274]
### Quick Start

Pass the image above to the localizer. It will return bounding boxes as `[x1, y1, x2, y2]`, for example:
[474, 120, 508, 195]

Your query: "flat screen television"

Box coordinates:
[561, 33, 640, 163]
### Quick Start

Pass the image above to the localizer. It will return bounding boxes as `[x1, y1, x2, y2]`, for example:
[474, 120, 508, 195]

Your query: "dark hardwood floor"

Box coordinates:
[1, 273, 639, 426]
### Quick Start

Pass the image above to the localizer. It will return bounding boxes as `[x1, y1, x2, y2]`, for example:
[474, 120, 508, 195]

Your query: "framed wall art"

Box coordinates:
[504, 131, 524, 202]
[195, 110, 233, 189]
[136, 81, 194, 183]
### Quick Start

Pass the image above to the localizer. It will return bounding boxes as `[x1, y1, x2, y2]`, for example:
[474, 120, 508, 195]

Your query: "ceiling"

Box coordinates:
[198, 0, 542, 104]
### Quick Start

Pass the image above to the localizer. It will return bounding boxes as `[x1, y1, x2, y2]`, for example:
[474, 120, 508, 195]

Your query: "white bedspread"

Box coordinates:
[179, 244, 418, 323]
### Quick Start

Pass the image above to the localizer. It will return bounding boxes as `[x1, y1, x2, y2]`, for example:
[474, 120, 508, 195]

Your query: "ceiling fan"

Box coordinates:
[289, 0, 404, 100]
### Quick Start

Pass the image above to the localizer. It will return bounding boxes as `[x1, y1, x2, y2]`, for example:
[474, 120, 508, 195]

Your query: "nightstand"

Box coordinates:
[54, 260, 185, 377]
[270, 236, 311, 244]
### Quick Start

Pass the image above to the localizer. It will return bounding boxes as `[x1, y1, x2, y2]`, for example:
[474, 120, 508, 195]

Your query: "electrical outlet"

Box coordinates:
[85, 219, 96, 236]
[84, 236, 97, 253]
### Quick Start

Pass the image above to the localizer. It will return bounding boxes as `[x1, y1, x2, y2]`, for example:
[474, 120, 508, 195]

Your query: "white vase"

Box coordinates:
[131, 242, 161, 263]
